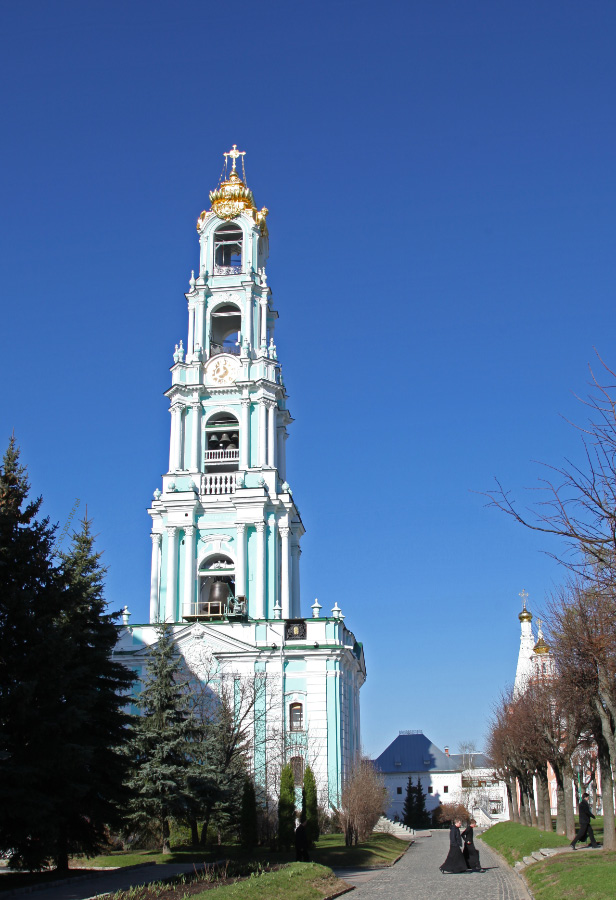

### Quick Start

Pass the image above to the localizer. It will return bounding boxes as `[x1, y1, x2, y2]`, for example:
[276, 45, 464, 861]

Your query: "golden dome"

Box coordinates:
[533, 637, 550, 655]
[519, 608, 532, 622]
[209, 171, 256, 221]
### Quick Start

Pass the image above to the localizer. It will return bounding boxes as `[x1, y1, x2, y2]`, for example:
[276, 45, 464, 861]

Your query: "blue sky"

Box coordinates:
[1, 0, 616, 758]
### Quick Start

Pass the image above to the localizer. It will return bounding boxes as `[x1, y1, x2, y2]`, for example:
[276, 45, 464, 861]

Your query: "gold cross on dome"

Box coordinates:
[519, 588, 529, 609]
[224, 144, 245, 173]
[536, 618, 542, 631]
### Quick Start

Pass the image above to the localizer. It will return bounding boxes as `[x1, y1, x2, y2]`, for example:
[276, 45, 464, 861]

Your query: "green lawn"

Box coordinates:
[525, 851, 616, 900]
[192, 863, 345, 900]
[80, 832, 407, 871]
[479, 821, 570, 866]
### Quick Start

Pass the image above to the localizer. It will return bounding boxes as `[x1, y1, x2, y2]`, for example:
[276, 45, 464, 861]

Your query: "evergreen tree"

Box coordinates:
[0, 438, 68, 869]
[239, 778, 258, 850]
[278, 764, 296, 849]
[402, 776, 416, 828]
[303, 765, 319, 847]
[415, 777, 429, 828]
[127, 624, 193, 853]
[49, 518, 135, 871]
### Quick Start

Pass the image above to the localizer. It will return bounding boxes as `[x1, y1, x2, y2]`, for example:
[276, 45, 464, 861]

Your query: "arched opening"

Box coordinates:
[195, 554, 236, 618]
[289, 702, 304, 732]
[204, 412, 239, 472]
[210, 303, 242, 356]
[290, 755, 305, 786]
[214, 223, 243, 275]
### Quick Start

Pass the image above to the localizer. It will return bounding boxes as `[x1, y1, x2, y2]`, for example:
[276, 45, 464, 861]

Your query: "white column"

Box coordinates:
[259, 298, 268, 353]
[195, 299, 205, 355]
[267, 403, 276, 468]
[183, 526, 195, 617]
[169, 405, 182, 472]
[165, 526, 178, 622]
[235, 523, 247, 599]
[240, 397, 250, 469]
[190, 403, 200, 471]
[291, 541, 301, 618]
[280, 525, 290, 620]
[258, 401, 267, 467]
[149, 533, 162, 622]
[245, 294, 253, 348]
[187, 304, 195, 358]
[255, 521, 266, 619]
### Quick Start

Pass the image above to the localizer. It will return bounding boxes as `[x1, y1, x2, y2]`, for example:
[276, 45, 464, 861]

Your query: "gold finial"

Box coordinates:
[518, 588, 532, 622]
[536, 617, 542, 632]
[224, 144, 245, 174]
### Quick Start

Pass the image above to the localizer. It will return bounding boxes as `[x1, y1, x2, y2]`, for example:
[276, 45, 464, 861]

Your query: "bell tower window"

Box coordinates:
[204, 412, 239, 472]
[289, 702, 304, 732]
[210, 304, 242, 356]
[214, 223, 243, 275]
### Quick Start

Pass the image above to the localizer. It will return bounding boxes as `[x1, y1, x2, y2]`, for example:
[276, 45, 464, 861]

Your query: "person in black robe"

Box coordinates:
[571, 793, 600, 849]
[295, 816, 310, 861]
[440, 818, 468, 873]
[461, 819, 482, 870]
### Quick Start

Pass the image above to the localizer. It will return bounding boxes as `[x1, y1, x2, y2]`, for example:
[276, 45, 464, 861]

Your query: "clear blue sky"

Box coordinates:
[2, 0, 615, 758]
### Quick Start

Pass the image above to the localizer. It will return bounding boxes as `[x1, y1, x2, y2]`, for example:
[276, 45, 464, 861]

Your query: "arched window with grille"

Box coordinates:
[289, 702, 303, 732]
[290, 755, 305, 785]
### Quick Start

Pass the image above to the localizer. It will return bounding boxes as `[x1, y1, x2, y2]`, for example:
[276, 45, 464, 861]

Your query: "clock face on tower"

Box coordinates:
[205, 354, 239, 387]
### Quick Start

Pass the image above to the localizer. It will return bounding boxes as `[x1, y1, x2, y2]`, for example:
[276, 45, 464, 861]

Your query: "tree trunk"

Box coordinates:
[519, 786, 530, 826]
[54, 830, 69, 876]
[162, 817, 171, 854]
[535, 773, 546, 830]
[563, 763, 576, 840]
[200, 807, 212, 846]
[555, 773, 566, 835]
[598, 743, 616, 850]
[538, 767, 553, 832]
[190, 817, 199, 846]
[508, 776, 520, 823]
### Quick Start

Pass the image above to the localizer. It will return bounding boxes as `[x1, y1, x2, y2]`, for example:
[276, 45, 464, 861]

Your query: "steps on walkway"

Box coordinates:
[373, 816, 415, 840]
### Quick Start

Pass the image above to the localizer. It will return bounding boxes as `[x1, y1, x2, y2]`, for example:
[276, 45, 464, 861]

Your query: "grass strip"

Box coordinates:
[192, 863, 346, 900]
[480, 821, 569, 865]
[525, 851, 616, 900]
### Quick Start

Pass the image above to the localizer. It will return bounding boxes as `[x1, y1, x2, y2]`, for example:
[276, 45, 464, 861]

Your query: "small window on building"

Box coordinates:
[444, 785, 448, 793]
[290, 702, 303, 732]
[428, 786, 433, 794]
[290, 756, 304, 785]
[396, 787, 402, 795]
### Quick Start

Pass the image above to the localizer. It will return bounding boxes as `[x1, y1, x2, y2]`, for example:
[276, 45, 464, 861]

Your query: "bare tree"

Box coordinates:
[338, 756, 386, 846]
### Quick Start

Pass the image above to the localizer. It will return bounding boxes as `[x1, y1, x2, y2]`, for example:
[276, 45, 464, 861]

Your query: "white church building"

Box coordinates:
[113, 146, 366, 808]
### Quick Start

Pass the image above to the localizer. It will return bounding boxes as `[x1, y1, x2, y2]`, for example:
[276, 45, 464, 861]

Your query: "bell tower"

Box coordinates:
[148, 146, 303, 625]
[116, 147, 366, 811]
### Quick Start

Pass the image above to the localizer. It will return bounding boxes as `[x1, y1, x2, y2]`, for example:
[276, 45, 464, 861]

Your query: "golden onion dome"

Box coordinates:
[209, 171, 256, 221]
[519, 607, 533, 622]
[533, 637, 550, 655]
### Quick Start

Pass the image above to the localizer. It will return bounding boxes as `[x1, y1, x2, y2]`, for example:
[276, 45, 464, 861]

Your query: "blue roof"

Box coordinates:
[373, 732, 460, 773]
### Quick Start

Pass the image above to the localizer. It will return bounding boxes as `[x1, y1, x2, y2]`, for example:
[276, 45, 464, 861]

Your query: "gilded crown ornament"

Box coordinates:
[197, 145, 269, 233]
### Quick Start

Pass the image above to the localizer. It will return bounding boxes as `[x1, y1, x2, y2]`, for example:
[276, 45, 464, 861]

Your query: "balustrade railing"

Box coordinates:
[201, 473, 236, 495]
[213, 265, 242, 276]
[184, 601, 227, 620]
[204, 449, 239, 462]
[210, 342, 241, 357]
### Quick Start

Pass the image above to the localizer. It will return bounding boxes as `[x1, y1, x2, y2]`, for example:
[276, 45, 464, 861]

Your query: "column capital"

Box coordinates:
[279, 526, 290, 538]
[255, 521, 266, 534]
[166, 525, 178, 537]
[237, 523, 247, 535]
[190, 400, 201, 411]
[264, 398, 277, 410]
[151, 532, 162, 546]
[170, 402, 184, 414]
[241, 396, 251, 407]
[185, 525, 195, 537]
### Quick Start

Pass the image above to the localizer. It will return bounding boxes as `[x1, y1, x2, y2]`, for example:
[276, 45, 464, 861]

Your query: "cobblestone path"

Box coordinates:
[348, 832, 531, 900]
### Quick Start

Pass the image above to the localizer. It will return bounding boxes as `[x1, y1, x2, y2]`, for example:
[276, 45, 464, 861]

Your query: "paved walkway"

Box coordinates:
[5, 863, 199, 900]
[345, 832, 531, 900]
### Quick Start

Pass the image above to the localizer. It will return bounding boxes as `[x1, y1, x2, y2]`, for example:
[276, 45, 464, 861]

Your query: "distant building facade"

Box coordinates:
[373, 731, 509, 825]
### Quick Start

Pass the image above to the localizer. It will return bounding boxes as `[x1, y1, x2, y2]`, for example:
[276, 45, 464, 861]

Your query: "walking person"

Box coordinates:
[440, 818, 468, 873]
[295, 814, 311, 862]
[571, 792, 600, 849]
[461, 818, 482, 871]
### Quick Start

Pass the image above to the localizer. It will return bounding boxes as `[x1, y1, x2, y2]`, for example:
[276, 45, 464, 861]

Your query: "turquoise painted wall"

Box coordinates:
[326, 659, 341, 806]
